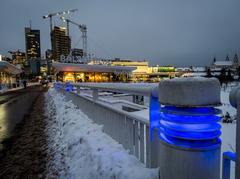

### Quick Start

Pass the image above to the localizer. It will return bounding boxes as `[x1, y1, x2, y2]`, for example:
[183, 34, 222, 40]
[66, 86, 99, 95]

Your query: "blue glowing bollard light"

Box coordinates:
[159, 105, 221, 149]
[65, 82, 71, 92]
[156, 78, 221, 179]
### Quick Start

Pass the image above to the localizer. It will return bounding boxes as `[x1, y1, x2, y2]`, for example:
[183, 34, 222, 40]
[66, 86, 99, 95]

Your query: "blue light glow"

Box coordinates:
[158, 105, 221, 149]
[65, 82, 70, 92]
[149, 96, 161, 141]
[149, 97, 222, 149]
[71, 85, 76, 91]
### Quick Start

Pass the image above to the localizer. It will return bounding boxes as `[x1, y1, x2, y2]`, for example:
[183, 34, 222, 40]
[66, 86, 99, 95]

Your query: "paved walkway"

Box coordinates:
[0, 87, 49, 178]
[0, 85, 43, 149]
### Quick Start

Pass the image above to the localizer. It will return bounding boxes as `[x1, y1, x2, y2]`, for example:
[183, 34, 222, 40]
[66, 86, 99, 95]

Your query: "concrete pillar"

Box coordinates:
[229, 86, 240, 179]
[157, 77, 221, 179]
[236, 104, 240, 179]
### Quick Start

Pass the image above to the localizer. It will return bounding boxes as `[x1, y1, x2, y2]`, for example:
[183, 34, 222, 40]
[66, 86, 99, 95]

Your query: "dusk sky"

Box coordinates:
[0, 0, 240, 66]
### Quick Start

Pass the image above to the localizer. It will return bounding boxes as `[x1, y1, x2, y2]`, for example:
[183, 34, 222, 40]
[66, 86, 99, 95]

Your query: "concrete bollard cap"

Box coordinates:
[158, 77, 221, 107]
[229, 86, 240, 109]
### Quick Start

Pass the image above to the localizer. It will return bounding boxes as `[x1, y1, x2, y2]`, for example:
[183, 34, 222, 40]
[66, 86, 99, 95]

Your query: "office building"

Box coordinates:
[71, 48, 83, 57]
[51, 26, 71, 61]
[25, 27, 41, 60]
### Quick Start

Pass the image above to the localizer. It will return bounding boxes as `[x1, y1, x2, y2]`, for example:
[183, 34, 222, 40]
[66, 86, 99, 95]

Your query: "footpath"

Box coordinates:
[0, 87, 49, 179]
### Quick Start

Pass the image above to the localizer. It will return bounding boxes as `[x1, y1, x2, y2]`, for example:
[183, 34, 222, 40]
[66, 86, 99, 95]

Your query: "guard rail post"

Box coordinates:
[229, 86, 240, 179]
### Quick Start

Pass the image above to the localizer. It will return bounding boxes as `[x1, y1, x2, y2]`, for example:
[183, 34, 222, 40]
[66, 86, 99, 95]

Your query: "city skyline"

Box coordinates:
[1, 0, 240, 66]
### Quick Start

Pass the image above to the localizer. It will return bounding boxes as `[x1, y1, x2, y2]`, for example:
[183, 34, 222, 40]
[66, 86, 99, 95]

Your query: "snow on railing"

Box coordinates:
[73, 82, 158, 97]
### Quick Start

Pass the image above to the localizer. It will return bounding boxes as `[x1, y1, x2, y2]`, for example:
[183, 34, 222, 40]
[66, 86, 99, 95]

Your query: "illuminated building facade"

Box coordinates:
[111, 60, 175, 82]
[148, 66, 176, 81]
[53, 62, 135, 82]
[25, 27, 41, 60]
[51, 26, 71, 61]
[0, 61, 21, 89]
[8, 50, 26, 67]
[52, 58, 176, 83]
[111, 60, 149, 81]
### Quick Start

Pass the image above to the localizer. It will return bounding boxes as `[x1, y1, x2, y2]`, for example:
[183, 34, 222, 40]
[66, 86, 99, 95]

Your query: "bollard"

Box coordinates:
[65, 82, 70, 92]
[229, 86, 240, 179]
[157, 77, 221, 179]
[92, 89, 98, 102]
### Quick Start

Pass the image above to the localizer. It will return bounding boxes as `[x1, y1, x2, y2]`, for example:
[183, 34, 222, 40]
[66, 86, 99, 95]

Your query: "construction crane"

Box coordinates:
[43, 9, 78, 33]
[60, 16, 87, 57]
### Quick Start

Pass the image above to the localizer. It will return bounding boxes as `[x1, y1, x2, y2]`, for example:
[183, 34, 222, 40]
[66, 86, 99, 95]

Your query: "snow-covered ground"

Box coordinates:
[45, 88, 158, 179]
[46, 82, 238, 179]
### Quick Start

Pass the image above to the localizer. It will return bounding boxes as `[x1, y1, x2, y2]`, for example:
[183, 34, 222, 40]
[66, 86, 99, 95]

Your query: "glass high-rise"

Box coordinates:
[25, 27, 41, 60]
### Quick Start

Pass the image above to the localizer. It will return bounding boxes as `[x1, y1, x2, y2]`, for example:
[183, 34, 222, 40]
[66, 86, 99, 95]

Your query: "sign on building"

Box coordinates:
[60, 55, 84, 63]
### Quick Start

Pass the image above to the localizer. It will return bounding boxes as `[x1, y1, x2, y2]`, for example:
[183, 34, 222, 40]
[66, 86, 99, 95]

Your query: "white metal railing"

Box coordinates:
[72, 82, 158, 97]
[54, 82, 159, 167]
[54, 81, 240, 178]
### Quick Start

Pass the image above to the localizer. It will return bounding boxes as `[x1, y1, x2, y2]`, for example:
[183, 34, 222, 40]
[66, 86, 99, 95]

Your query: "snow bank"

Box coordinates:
[45, 88, 158, 179]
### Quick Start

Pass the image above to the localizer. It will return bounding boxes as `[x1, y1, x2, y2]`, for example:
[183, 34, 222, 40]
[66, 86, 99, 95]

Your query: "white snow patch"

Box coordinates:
[45, 88, 158, 179]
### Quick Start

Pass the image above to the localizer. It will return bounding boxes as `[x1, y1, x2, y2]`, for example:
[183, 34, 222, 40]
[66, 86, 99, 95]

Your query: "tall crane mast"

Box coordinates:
[43, 9, 78, 32]
[60, 17, 87, 58]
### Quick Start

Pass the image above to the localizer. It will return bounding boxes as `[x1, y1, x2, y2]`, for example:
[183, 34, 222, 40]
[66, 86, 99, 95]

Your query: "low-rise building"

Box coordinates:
[111, 60, 176, 82]
[53, 58, 176, 82]
[0, 61, 22, 90]
[211, 54, 239, 69]
[52, 62, 136, 82]
[111, 60, 150, 81]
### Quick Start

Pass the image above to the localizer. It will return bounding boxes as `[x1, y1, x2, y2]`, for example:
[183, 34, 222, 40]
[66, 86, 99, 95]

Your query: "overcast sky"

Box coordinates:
[0, 0, 240, 66]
